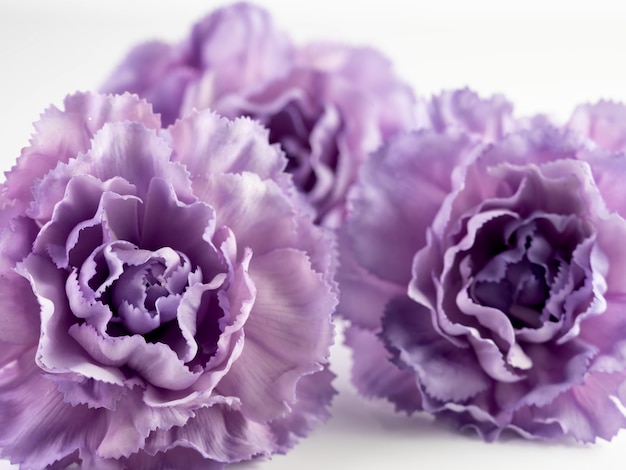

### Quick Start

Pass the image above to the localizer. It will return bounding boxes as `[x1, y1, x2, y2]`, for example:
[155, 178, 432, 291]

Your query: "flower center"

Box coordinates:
[472, 254, 550, 329]
[108, 247, 194, 333]
[465, 214, 588, 331]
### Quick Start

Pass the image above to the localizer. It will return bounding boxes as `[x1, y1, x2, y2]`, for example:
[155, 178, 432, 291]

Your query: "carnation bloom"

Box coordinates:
[100, 2, 416, 226]
[0, 92, 337, 468]
[339, 91, 626, 442]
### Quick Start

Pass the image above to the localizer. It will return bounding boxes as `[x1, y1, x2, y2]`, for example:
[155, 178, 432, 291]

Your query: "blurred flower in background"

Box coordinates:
[101, 2, 417, 226]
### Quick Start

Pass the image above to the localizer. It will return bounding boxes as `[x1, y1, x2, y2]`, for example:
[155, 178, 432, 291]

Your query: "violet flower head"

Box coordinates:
[339, 90, 626, 442]
[101, 2, 416, 226]
[0, 92, 337, 468]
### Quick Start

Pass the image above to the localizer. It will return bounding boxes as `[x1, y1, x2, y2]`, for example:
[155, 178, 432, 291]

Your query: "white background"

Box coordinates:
[2, 1, 626, 469]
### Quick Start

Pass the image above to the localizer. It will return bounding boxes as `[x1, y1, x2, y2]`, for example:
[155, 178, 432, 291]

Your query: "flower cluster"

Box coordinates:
[3, 2, 626, 470]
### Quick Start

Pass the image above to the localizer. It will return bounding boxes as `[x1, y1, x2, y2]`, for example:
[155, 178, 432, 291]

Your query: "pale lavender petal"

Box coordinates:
[180, 2, 294, 114]
[168, 112, 289, 190]
[0, 218, 40, 346]
[103, 3, 415, 225]
[336, 229, 405, 329]
[577, 148, 626, 217]
[17, 253, 126, 384]
[345, 325, 422, 413]
[0, 353, 108, 468]
[101, 41, 196, 128]
[268, 366, 336, 452]
[32, 175, 135, 268]
[123, 446, 224, 470]
[568, 100, 626, 152]
[138, 177, 222, 278]
[425, 88, 516, 141]
[102, 3, 294, 128]
[69, 323, 201, 391]
[295, 42, 416, 141]
[138, 404, 277, 462]
[50, 375, 130, 411]
[382, 296, 492, 403]
[195, 171, 296, 257]
[533, 372, 626, 442]
[218, 248, 336, 422]
[28, 121, 193, 223]
[2, 92, 159, 213]
[95, 388, 194, 460]
[346, 130, 477, 284]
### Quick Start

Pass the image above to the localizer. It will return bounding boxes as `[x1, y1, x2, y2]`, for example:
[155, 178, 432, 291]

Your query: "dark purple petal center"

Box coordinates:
[30, 175, 231, 373]
[473, 256, 550, 329]
[103, 247, 197, 334]
[241, 98, 341, 206]
[259, 100, 324, 191]
[464, 213, 590, 331]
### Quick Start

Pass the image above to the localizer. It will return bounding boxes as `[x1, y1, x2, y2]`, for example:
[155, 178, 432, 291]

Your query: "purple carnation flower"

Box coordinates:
[100, 2, 416, 226]
[0, 92, 337, 468]
[339, 90, 626, 442]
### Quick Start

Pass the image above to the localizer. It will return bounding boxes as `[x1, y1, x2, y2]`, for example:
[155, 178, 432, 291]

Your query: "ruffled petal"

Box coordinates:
[496, 339, 596, 411]
[101, 41, 195, 128]
[32, 175, 136, 268]
[28, 121, 194, 225]
[183, 2, 294, 104]
[346, 130, 477, 284]
[296, 42, 416, 141]
[336, 229, 405, 329]
[168, 111, 289, 190]
[3, 92, 160, 213]
[382, 296, 492, 404]
[0, 217, 40, 347]
[344, 325, 422, 414]
[577, 148, 626, 218]
[196, 171, 297, 259]
[69, 323, 201, 391]
[424, 88, 516, 141]
[139, 404, 277, 463]
[533, 372, 626, 442]
[268, 366, 336, 452]
[139, 177, 223, 280]
[568, 100, 626, 152]
[0, 352, 107, 468]
[218, 248, 336, 422]
[17, 253, 125, 384]
[95, 388, 194, 460]
[123, 446, 224, 470]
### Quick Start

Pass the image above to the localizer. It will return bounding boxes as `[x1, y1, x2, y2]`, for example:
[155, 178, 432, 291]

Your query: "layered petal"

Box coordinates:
[218, 248, 336, 422]
[346, 130, 477, 284]
[568, 100, 626, 152]
[345, 325, 422, 414]
[2, 93, 160, 216]
[340, 105, 626, 442]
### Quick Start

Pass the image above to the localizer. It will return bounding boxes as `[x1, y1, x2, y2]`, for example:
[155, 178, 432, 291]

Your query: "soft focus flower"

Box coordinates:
[568, 100, 626, 152]
[415, 88, 517, 142]
[100, 2, 416, 226]
[339, 91, 626, 442]
[0, 92, 337, 468]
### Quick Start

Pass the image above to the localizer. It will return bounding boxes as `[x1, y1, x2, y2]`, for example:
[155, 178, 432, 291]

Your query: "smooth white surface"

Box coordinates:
[2, 1, 626, 468]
